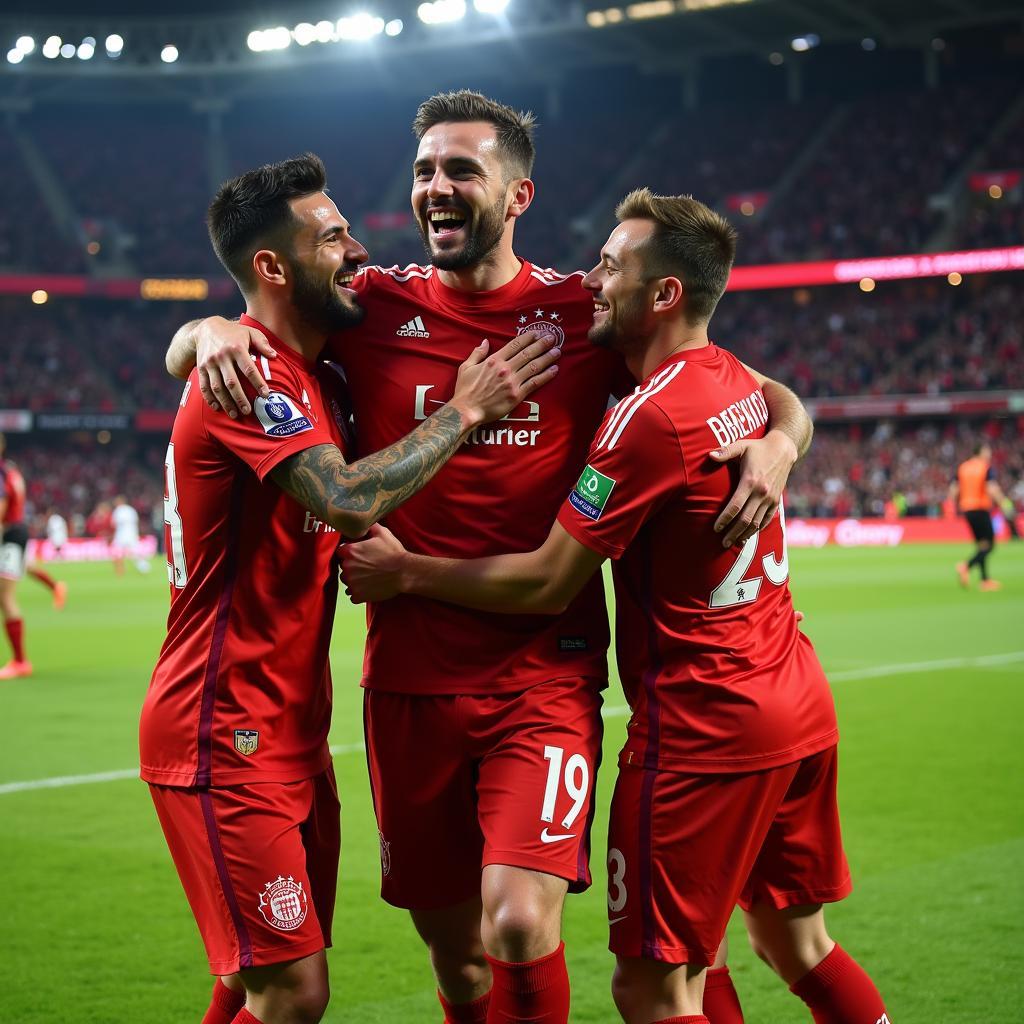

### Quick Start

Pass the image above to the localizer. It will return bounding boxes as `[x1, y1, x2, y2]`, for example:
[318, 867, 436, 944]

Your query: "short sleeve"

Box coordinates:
[202, 364, 337, 482]
[557, 397, 684, 559]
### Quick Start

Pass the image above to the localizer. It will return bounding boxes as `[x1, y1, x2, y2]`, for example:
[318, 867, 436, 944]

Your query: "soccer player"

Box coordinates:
[339, 190, 892, 1024]
[111, 495, 152, 574]
[0, 433, 33, 679]
[142, 154, 559, 1024]
[166, 94, 811, 1024]
[950, 442, 1008, 591]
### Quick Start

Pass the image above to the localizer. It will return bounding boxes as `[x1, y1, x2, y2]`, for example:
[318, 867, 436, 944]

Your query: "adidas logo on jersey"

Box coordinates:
[396, 316, 430, 338]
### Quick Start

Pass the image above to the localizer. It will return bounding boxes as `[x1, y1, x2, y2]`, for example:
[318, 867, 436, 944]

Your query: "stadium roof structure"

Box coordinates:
[0, 0, 1019, 103]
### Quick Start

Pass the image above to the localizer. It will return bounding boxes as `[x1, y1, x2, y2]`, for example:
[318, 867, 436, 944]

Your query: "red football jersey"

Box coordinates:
[557, 344, 838, 773]
[0, 460, 26, 526]
[140, 315, 350, 787]
[332, 260, 621, 695]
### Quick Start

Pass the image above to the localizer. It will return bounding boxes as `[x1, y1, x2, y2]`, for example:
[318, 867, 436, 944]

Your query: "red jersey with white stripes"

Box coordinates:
[331, 260, 621, 695]
[140, 315, 351, 787]
[0, 460, 26, 526]
[557, 344, 838, 773]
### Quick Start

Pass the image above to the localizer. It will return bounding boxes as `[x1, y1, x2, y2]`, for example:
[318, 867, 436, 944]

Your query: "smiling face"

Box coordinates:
[411, 121, 519, 271]
[284, 191, 369, 333]
[582, 219, 662, 354]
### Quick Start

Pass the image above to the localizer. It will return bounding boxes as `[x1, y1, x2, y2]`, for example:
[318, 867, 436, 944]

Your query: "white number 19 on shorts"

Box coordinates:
[540, 746, 590, 834]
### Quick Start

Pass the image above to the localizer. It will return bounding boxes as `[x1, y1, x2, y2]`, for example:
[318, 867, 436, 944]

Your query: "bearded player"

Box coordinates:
[144, 153, 559, 1024]
[166, 94, 811, 1024]
[339, 190, 891, 1024]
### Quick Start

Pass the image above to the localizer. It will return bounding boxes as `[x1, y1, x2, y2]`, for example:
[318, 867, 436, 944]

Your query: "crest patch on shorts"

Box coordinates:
[233, 729, 259, 756]
[258, 875, 308, 931]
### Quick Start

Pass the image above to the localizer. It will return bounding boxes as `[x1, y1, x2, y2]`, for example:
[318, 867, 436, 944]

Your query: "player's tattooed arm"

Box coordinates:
[271, 406, 470, 539]
[340, 521, 605, 614]
[272, 331, 561, 538]
[710, 366, 813, 548]
[166, 316, 275, 419]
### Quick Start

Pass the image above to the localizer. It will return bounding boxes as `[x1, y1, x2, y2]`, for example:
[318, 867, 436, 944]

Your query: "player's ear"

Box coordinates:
[652, 276, 684, 314]
[507, 177, 535, 220]
[252, 249, 287, 288]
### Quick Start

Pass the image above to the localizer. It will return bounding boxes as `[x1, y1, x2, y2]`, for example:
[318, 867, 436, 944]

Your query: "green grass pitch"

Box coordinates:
[1, 542, 1021, 1023]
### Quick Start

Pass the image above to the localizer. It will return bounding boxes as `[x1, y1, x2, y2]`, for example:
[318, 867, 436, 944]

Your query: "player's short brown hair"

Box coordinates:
[616, 187, 737, 324]
[412, 90, 536, 179]
[207, 153, 327, 291]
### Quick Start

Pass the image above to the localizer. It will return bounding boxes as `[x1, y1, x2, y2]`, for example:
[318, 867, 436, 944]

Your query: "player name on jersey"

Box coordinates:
[705, 387, 770, 448]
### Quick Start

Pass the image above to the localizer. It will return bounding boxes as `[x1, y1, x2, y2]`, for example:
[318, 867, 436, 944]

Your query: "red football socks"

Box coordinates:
[5, 618, 25, 661]
[439, 988, 491, 1023]
[229, 1009, 264, 1024]
[27, 567, 57, 591]
[485, 941, 570, 1023]
[201, 978, 246, 1024]
[790, 945, 890, 1024]
[703, 965, 745, 1024]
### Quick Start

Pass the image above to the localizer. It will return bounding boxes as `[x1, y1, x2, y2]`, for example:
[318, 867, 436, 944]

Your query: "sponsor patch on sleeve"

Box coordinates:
[569, 464, 616, 521]
[254, 392, 313, 437]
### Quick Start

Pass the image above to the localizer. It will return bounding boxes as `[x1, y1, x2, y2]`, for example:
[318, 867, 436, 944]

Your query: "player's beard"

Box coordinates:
[420, 193, 507, 272]
[291, 262, 365, 335]
[589, 292, 647, 354]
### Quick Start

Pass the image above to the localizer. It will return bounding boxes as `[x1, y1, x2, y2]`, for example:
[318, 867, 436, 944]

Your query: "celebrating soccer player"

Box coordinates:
[142, 153, 559, 1024]
[166, 94, 812, 1024]
[950, 442, 1009, 590]
[340, 189, 892, 1024]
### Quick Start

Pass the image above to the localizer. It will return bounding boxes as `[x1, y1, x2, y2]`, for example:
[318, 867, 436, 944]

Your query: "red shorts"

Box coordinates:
[364, 676, 604, 909]
[606, 745, 851, 966]
[148, 769, 341, 974]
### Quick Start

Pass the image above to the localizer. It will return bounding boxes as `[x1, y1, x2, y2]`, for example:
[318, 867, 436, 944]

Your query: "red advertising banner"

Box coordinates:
[967, 170, 1022, 192]
[788, 516, 1019, 547]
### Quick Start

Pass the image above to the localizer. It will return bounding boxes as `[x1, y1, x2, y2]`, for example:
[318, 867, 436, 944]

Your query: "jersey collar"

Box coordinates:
[428, 258, 536, 311]
[239, 313, 320, 370]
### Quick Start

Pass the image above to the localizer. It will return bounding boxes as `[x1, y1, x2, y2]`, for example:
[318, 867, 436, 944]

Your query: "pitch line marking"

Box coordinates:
[2, 652, 1021, 796]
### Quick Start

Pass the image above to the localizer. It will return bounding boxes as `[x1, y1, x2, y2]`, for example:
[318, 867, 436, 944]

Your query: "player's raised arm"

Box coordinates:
[271, 331, 559, 539]
[341, 520, 604, 614]
[709, 367, 813, 547]
[166, 315, 276, 418]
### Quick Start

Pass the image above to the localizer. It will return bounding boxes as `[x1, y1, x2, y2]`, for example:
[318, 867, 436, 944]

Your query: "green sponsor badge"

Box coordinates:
[570, 464, 616, 521]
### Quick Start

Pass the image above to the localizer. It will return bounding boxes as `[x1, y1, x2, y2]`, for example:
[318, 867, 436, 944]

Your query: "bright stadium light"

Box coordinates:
[7, 48, 24, 64]
[160, 44, 179, 63]
[78, 37, 96, 60]
[474, 0, 511, 13]
[43, 36, 61, 58]
[60, 42, 76, 58]
[247, 30, 265, 51]
[384, 19, 404, 36]
[15, 36, 35, 55]
[337, 13, 385, 41]
[105, 33, 124, 54]
[266, 26, 292, 49]
[418, 1, 467, 26]
[293, 22, 317, 45]
[315, 20, 335, 42]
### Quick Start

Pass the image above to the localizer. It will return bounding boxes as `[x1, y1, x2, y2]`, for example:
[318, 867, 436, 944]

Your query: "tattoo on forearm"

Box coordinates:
[271, 405, 467, 530]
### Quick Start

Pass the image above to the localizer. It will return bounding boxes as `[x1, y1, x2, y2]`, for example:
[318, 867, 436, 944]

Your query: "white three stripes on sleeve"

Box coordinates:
[596, 362, 685, 451]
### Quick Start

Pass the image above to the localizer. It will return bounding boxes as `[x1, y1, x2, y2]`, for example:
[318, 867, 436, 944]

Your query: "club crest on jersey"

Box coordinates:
[254, 392, 313, 437]
[233, 729, 259, 756]
[570, 464, 616, 521]
[257, 875, 308, 932]
[516, 308, 565, 348]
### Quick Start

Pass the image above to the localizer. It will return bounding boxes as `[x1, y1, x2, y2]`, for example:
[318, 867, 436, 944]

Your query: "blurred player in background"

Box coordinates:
[950, 442, 1008, 591]
[45, 509, 68, 557]
[340, 190, 891, 1024]
[143, 154, 559, 1024]
[111, 495, 152, 574]
[22, 507, 70, 610]
[167, 93, 811, 1024]
[0, 433, 34, 678]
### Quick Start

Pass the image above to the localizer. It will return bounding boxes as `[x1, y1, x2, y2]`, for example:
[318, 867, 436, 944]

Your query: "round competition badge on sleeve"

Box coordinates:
[255, 393, 314, 437]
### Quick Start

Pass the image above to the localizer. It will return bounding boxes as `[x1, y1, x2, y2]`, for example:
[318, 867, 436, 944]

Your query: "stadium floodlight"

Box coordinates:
[293, 22, 317, 45]
[42, 35, 61, 58]
[105, 33, 124, 54]
[60, 42, 76, 58]
[315, 20, 335, 42]
[861, 37, 876, 51]
[160, 44, 179, 63]
[790, 35, 819, 52]
[336, 13, 385, 41]
[417, 1, 467, 26]
[78, 38, 96, 60]
[384, 19, 404, 36]
[247, 30, 265, 51]
[15, 35, 35, 55]
[267, 26, 292, 49]
[6, 48, 24, 65]
[473, 0, 511, 13]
